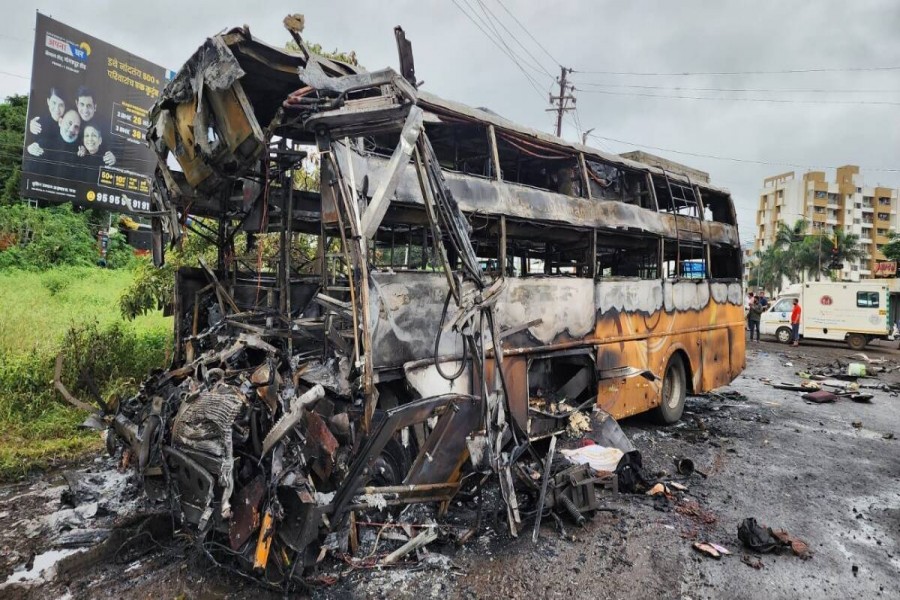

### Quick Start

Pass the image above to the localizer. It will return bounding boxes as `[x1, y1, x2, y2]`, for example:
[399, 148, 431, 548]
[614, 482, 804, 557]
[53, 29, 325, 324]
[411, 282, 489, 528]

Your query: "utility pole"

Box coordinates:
[547, 66, 575, 137]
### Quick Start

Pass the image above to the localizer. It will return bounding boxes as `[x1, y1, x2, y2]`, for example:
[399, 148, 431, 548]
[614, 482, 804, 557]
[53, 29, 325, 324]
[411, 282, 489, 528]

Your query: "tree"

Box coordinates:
[0, 95, 27, 206]
[751, 244, 792, 294]
[881, 231, 900, 263]
[756, 219, 865, 287]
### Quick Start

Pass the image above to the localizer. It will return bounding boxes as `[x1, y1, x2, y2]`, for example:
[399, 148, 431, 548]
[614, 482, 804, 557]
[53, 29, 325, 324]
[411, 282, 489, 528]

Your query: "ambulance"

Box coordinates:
[760, 280, 898, 349]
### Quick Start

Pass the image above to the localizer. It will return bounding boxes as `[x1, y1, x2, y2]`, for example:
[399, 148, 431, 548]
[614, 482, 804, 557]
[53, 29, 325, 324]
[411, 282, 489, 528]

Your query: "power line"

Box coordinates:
[494, 0, 561, 67]
[574, 81, 900, 95]
[574, 87, 900, 106]
[0, 69, 29, 80]
[450, 0, 548, 101]
[472, 0, 555, 80]
[573, 66, 900, 76]
[583, 132, 900, 173]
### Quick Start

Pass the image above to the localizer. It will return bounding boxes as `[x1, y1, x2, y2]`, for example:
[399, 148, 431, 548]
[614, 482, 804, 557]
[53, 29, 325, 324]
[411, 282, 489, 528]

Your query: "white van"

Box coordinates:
[760, 281, 894, 349]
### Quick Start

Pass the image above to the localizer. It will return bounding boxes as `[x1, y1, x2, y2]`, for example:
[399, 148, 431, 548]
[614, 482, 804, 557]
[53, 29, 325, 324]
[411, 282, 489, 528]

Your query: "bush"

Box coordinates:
[104, 230, 137, 270]
[41, 269, 73, 296]
[0, 320, 170, 479]
[0, 204, 97, 270]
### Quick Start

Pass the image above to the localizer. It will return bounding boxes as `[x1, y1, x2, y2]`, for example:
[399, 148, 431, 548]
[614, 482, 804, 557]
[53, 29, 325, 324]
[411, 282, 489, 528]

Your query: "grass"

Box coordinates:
[0, 266, 172, 480]
[0, 267, 170, 353]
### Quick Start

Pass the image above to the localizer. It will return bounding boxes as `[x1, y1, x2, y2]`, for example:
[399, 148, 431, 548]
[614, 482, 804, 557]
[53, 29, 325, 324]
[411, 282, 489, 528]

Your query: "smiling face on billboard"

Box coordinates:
[47, 89, 65, 121]
[76, 91, 96, 122]
[59, 110, 81, 143]
[83, 124, 102, 154]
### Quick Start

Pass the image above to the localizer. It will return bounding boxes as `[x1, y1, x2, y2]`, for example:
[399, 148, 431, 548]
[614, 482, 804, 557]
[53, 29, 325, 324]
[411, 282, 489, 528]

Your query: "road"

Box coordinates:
[2, 338, 898, 599]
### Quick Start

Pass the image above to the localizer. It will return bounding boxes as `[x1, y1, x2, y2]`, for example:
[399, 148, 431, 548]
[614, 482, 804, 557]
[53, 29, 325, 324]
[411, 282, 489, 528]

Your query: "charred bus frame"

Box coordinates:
[109, 18, 744, 585]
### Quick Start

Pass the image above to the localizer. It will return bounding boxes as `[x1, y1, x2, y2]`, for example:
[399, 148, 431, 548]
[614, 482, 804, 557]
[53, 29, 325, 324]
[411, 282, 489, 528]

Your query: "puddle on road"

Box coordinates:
[4, 548, 81, 584]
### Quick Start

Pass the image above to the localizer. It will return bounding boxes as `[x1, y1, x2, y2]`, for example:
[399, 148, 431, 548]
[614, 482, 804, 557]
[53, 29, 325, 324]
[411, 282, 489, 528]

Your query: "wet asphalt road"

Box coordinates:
[339, 338, 900, 600]
[2, 337, 898, 599]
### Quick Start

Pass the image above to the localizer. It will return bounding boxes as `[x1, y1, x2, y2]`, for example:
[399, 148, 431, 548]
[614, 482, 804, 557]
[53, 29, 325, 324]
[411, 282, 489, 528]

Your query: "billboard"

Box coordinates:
[20, 13, 173, 213]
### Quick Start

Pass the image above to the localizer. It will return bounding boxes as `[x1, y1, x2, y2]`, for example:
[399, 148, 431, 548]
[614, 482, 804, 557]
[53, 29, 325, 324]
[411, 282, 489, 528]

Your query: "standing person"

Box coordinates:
[745, 291, 755, 317]
[790, 298, 802, 346]
[747, 298, 762, 342]
[758, 290, 769, 308]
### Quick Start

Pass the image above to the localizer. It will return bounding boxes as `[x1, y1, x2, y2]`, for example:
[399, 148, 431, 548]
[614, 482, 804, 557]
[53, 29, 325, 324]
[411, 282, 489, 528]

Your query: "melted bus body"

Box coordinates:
[115, 21, 745, 578]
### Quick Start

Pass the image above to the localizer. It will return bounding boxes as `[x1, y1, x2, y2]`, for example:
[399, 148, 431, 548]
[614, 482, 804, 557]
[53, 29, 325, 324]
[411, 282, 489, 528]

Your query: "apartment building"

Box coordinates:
[755, 165, 899, 281]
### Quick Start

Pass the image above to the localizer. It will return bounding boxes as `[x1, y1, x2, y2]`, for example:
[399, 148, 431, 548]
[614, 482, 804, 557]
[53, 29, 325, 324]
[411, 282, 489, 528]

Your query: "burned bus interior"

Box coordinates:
[104, 16, 744, 589]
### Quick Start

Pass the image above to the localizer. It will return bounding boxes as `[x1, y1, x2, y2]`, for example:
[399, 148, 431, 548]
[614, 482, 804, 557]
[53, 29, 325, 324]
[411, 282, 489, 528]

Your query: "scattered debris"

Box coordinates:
[737, 518, 809, 558]
[847, 353, 886, 365]
[560, 445, 623, 473]
[693, 541, 724, 559]
[847, 363, 867, 377]
[741, 555, 764, 569]
[646, 483, 669, 497]
[676, 500, 717, 525]
[802, 390, 837, 404]
[674, 457, 707, 478]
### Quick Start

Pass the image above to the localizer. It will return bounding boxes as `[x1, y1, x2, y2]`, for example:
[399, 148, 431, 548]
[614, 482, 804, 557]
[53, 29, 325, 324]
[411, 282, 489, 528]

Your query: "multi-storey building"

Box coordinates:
[755, 165, 899, 281]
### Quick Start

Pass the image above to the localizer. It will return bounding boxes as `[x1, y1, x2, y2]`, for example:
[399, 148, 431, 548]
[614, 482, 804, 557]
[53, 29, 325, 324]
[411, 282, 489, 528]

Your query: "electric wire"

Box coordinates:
[573, 65, 900, 76]
[582, 131, 900, 173]
[494, 0, 562, 67]
[473, 0, 555, 79]
[573, 87, 900, 106]
[0, 69, 29, 80]
[463, 0, 549, 81]
[450, 0, 549, 101]
[573, 81, 900, 95]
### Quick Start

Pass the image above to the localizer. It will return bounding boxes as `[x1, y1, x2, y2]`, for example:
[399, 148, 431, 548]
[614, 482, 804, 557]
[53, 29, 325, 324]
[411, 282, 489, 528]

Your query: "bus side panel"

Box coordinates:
[700, 299, 744, 390]
[594, 281, 743, 418]
[596, 338, 656, 418]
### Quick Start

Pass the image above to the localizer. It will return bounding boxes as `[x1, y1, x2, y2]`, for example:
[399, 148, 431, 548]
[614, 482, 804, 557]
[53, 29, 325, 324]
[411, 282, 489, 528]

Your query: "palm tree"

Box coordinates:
[772, 219, 808, 282]
[752, 244, 792, 294]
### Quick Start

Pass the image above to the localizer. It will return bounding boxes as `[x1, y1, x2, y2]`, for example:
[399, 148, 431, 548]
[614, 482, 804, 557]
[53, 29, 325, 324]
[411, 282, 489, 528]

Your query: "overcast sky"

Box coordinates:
[2, 1, 899, 243]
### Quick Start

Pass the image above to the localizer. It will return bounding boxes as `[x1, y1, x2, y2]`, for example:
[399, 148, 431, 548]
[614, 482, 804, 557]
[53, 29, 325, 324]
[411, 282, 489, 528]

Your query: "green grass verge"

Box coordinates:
[0, 266, 170, 353]
[0, 266, 172, 480]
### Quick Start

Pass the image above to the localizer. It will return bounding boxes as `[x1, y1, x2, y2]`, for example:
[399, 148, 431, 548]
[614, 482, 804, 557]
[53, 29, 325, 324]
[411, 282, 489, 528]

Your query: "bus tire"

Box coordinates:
[847, 333, 867, 351]
[655, 354, 687, 424]
[776, 327, 792, 344]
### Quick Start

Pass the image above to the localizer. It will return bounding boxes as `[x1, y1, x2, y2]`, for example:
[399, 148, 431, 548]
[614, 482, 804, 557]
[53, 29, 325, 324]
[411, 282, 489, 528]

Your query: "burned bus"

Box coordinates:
[108, 17, 744, 586]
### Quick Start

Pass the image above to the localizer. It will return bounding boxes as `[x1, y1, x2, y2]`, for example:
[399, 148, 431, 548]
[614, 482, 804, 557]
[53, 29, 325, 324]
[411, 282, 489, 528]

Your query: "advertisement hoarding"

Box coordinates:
[20, 13, 173, 213]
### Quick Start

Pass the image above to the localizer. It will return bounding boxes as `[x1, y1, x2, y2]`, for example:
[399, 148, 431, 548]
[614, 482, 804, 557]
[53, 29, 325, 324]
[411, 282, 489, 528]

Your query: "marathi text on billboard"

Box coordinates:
[19, 13, 173, 214]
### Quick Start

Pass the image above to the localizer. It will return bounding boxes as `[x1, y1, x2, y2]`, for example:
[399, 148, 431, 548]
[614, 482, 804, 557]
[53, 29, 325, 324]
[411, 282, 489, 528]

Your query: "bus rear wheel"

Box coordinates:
[655, 354, 687, 424]
[776, 327, 792, 344]
[847, 333, 867, 351]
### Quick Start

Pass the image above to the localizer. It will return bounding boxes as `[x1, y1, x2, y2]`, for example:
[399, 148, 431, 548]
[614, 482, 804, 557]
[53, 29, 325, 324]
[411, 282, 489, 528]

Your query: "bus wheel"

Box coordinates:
[847, 333, 867, 351]
[655, 354, 687, 424]
[776, 327, 792, 344]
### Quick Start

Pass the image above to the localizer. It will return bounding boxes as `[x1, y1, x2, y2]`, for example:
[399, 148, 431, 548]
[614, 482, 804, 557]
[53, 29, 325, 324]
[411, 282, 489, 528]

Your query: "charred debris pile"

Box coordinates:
[98, 16, 655, 590]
